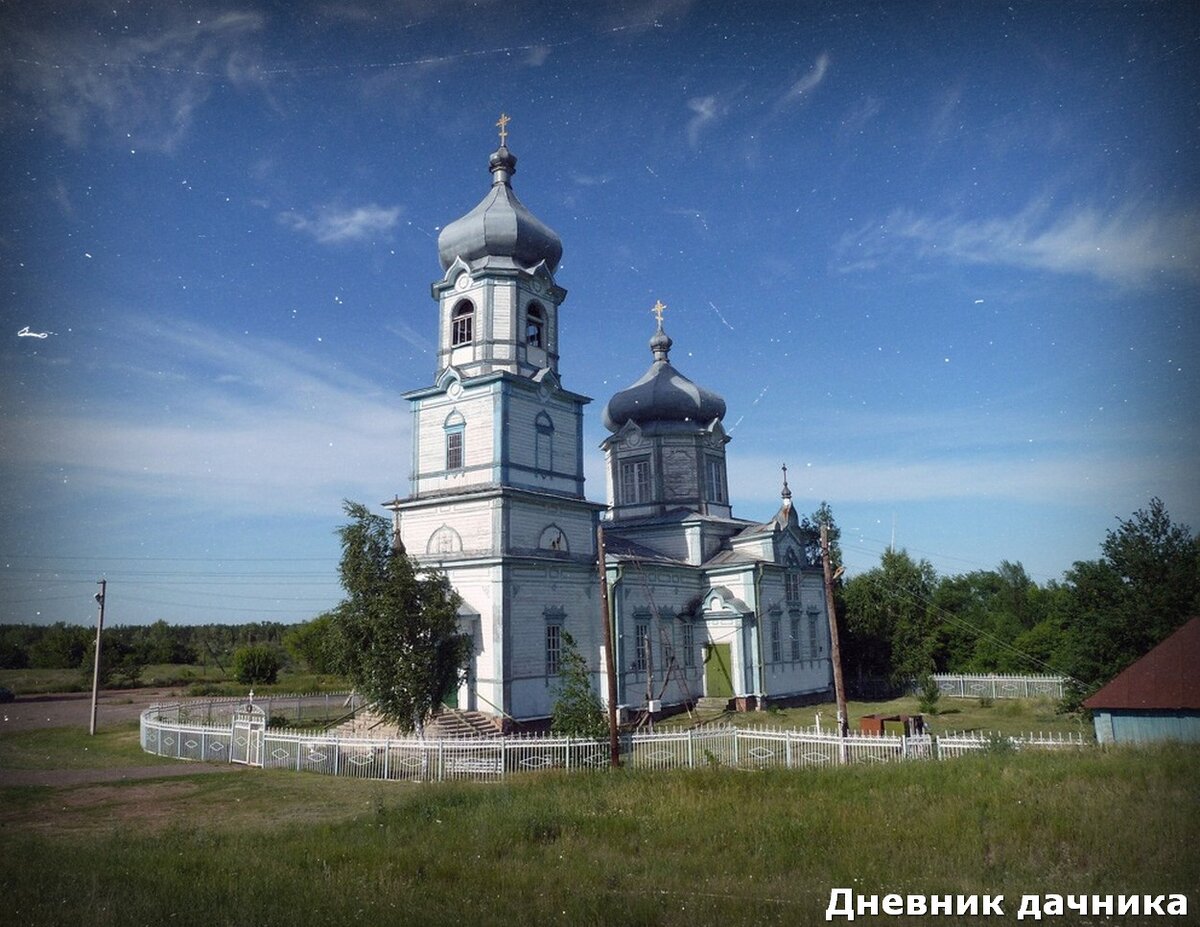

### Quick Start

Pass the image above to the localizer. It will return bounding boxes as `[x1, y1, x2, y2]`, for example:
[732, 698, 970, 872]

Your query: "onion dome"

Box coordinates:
[602, 319, 726, 432]
[436, 146, 563, 274]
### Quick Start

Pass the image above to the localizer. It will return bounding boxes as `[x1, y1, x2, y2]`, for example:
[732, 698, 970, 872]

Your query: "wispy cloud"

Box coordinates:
[3, 319, 410, 516]
[835, 199, 1200, 286]
[686, 95, 724, 148]
[778, 52, 830, 108]
[2, 10, 267, 151]
[279, 204, 402, 244]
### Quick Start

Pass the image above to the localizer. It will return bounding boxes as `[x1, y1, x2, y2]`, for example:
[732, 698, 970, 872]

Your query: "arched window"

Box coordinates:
[535, 411, 554, 471]
[444, 410, 465, 470]
[451, 300, 474, 346]
[526, 302, 545, 348]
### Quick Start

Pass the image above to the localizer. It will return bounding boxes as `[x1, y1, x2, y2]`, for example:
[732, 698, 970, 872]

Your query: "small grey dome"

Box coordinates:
[602, 324, 726, 432]
[437, 146, 563, 273]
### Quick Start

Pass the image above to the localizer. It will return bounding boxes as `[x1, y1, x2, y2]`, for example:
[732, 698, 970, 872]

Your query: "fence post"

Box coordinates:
[687, 729, 695, 769]
[785, 731, 793, 769]
[383, 740, 390, 780]
[437, 739, 445, 782]
[566, 736, 572, 771]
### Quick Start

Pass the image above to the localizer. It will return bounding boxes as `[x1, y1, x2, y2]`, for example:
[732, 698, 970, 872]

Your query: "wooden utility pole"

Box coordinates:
[820, 524, 849, 738]
[89, 579, 106, 736]
[596, 525, 621, 768]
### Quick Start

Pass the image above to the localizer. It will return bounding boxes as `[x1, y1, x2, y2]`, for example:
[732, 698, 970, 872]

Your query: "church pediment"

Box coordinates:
[701, 585, 752, 616]
[435, 366, 464, 393]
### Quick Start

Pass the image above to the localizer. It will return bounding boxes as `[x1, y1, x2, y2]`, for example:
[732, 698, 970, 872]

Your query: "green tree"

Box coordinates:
[284, 613, 339, 674]
[232, 644, 280, 684]
[29, 623, 91, 669]
[843, 549, 938, 682]
[1057, 499, 1199, 707]
[550, 631, 607, 739]
[329, 501, 471, 734]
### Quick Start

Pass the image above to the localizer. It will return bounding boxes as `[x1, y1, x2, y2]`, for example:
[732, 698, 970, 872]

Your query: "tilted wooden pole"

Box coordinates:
[820, 524, 849, 738]
[596, 525, 621, 768]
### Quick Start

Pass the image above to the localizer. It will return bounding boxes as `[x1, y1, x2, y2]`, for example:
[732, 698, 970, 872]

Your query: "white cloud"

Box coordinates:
[686, 95, 723, 148]
[2, 319, 410, 516]
[779, 52, 830, 107]
[3, 10, 267, 151]
[836, 199, 1200, 285]
[279, 204, 402, 244]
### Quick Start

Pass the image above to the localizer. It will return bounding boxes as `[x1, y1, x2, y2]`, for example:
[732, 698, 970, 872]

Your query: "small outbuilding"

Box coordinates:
[1084, 616, 1200, 744]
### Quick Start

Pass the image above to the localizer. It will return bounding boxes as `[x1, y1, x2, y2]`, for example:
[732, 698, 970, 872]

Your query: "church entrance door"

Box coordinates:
[704, 643, 734, 699]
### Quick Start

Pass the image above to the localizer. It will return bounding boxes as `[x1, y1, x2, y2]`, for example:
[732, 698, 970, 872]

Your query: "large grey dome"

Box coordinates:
[437, 147, 563, 274]
[602, 324, 726, 432]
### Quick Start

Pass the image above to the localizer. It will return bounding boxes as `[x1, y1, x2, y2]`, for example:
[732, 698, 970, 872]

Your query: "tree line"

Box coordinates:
[837, 498, 1199, 707]
[0, 620, 313, 686]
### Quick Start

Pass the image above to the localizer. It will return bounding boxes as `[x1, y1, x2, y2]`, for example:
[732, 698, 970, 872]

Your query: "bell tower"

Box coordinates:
[385, 117, 605, 723]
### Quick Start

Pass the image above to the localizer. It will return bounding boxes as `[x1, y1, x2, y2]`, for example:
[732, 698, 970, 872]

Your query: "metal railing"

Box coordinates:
[140, 702, 1089, 782]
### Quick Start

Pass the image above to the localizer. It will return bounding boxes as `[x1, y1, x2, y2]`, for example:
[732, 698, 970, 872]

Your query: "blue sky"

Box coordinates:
[2, 0, 1197, 626]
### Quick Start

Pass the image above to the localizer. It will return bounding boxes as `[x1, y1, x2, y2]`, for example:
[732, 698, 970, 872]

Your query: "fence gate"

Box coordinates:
[230, 707, 266, 766]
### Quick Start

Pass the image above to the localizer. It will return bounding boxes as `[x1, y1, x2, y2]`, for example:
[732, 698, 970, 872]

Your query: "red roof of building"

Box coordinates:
[1083, 617, 1200, 711]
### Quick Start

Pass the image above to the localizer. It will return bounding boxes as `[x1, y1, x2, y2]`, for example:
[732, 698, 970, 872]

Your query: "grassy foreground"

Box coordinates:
[1, 725, 1196, 926]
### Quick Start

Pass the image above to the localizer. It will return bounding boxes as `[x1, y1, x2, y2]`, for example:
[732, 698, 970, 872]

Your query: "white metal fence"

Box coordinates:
[140, 702, 1087, 782]
[930, 674, 1066, 700]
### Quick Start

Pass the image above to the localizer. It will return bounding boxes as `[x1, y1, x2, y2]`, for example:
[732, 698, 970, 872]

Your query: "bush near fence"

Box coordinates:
[140, 699, 1087, 783]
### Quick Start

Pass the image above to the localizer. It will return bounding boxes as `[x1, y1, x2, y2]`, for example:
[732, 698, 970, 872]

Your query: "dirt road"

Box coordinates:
[1, 688, 185, 734]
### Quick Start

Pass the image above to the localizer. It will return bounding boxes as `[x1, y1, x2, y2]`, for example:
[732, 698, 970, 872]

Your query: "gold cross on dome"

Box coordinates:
[650, 299, 667, 325]
[496, 112, 511, 146]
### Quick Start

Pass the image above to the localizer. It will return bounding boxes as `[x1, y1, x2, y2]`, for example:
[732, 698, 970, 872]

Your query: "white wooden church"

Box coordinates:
[384, 126, 834, 727]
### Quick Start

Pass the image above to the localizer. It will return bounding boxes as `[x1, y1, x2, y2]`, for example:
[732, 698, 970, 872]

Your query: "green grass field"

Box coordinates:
[0, 665, 349, 696]
[1, 722, 1195, 926]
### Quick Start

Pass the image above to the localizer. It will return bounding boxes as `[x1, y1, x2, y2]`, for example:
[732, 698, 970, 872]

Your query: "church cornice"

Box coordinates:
[403, 368, 592, 404]
[384, 483, 608, 513]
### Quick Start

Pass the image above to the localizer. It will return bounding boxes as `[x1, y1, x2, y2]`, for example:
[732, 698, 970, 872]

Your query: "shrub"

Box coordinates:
[917, 675, 941, 715]
[233, 645, 281, 685]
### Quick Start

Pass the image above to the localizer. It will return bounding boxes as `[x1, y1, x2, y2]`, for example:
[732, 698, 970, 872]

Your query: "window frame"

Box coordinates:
[451, 299, 474, 347]
[445, 427, 464, 471]
[526, 302, 545, 348]
[619, 457, 652, 505]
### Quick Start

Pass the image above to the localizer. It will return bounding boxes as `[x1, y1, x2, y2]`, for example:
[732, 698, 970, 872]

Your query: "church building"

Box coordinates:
[385, 123, 833, 726]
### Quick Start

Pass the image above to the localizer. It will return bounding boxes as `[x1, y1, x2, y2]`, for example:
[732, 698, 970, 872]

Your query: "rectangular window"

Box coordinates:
[619, 458, 652, 505]
[706, 457, 726, 504]
[808, 610, 820, 658]
[682, 621, 695, 668]
[632, 621, 648, 672]
[785, 572, 802, 604]
[790, 615, 801, 661]
[771, 615, 782, 663]
[445, 430, 464, 470]
[545, 624, 561, 676]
